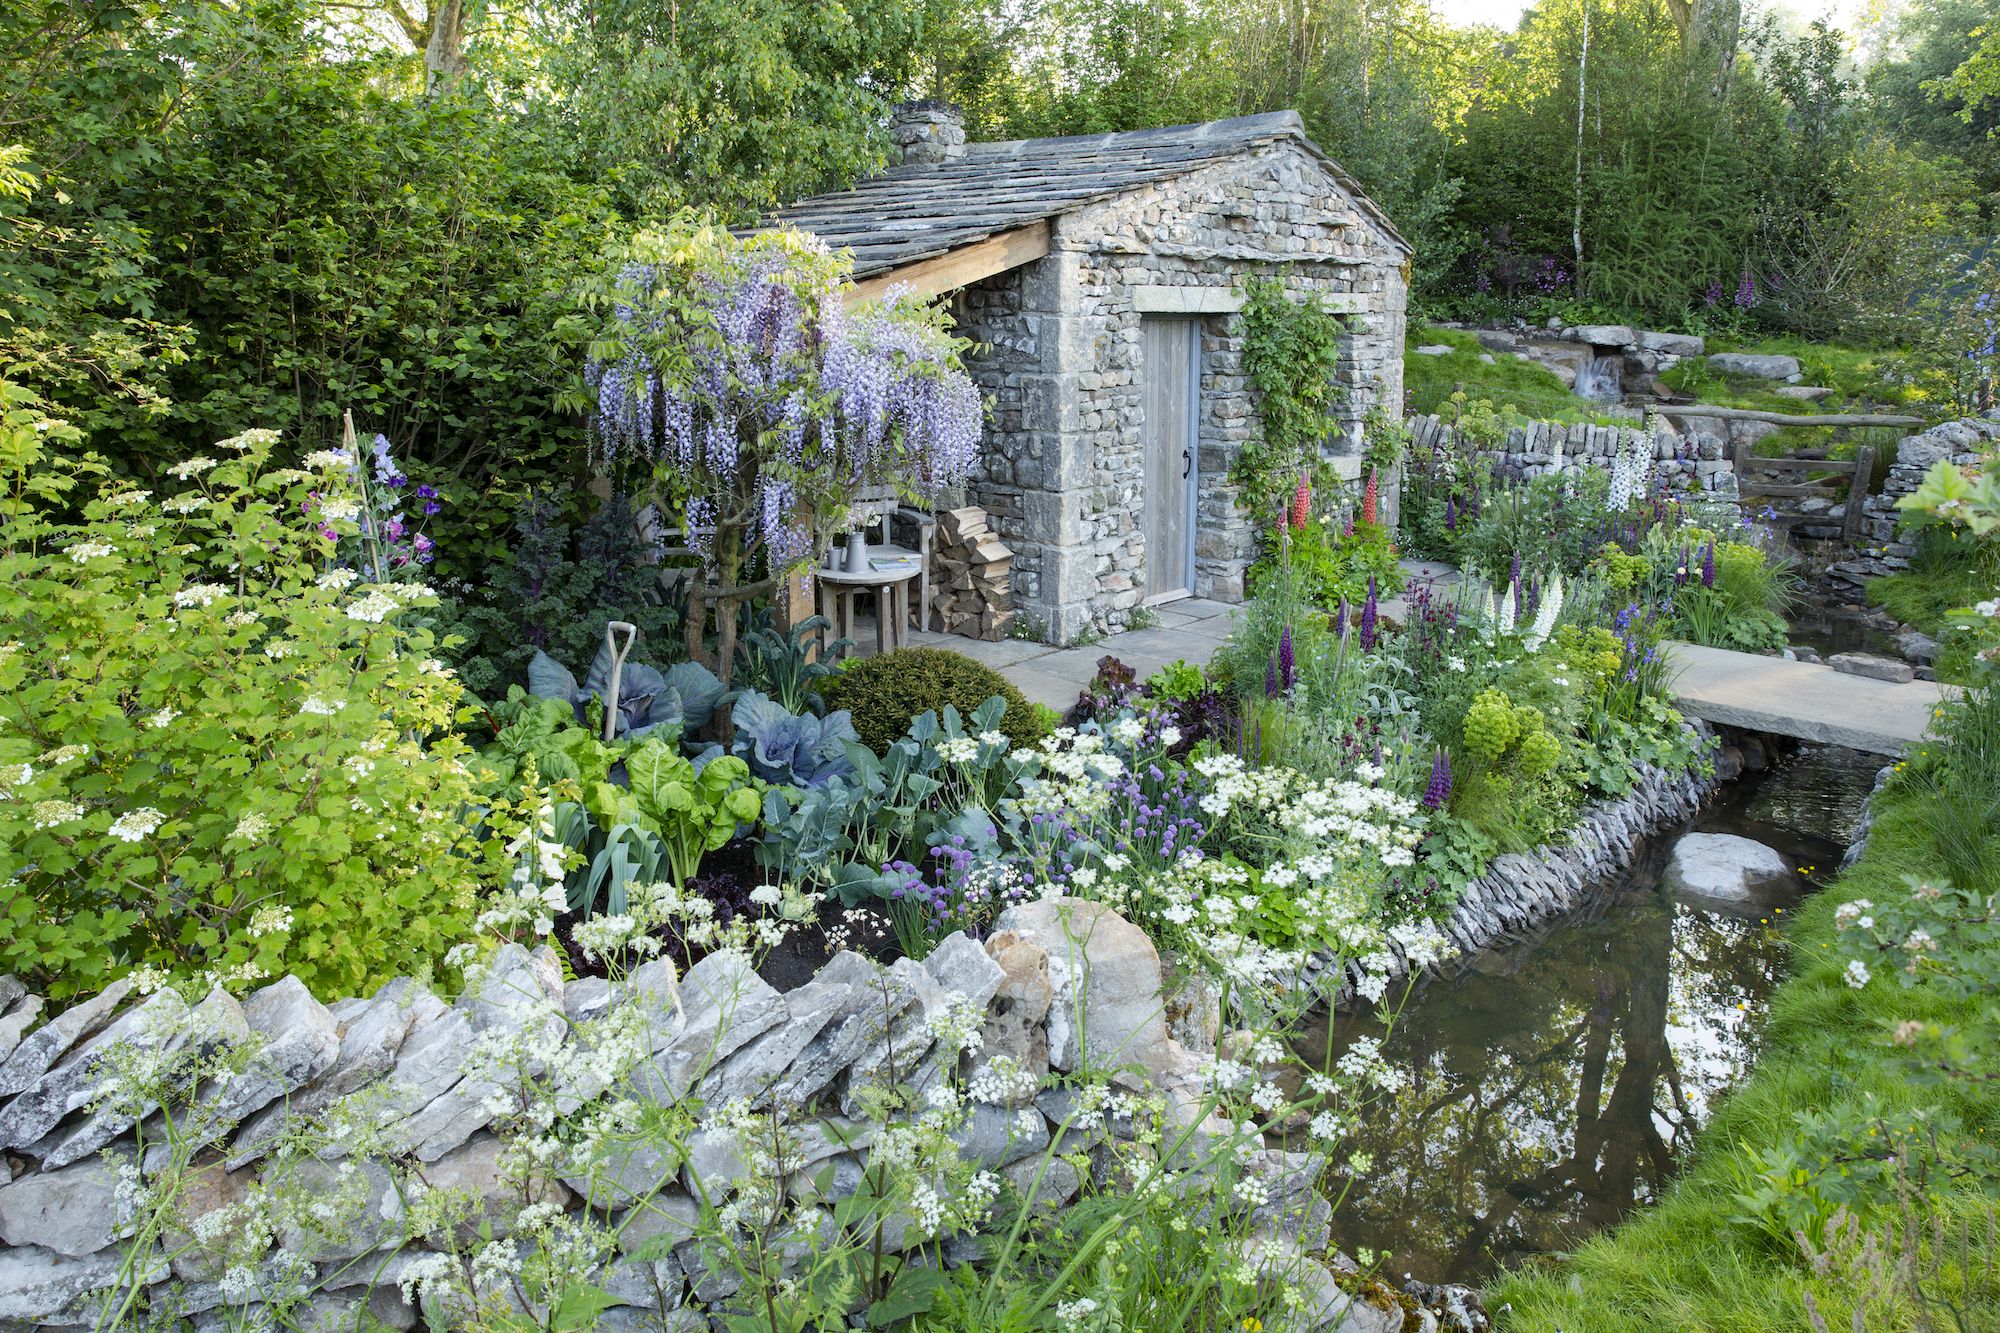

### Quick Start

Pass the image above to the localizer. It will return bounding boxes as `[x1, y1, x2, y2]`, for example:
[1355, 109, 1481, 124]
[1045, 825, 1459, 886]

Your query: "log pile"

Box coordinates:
[930, 506, 1015, 640]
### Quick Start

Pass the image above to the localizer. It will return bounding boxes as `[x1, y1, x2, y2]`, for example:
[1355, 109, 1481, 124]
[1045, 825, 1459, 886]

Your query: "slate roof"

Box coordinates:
[766, 110, 1411, 280]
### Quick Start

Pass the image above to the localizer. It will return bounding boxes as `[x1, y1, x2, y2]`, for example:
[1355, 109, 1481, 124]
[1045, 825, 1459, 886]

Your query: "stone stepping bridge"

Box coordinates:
[1665, 641, 1952, 757]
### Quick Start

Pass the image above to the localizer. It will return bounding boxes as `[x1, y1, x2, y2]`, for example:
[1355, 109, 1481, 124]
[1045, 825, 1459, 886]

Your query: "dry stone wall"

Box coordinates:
[1827, 412, 2000, 590]
[954, 139, 1409, 643]
[1403, 414, 1738, 498]
[0, 903, 1389, 1332]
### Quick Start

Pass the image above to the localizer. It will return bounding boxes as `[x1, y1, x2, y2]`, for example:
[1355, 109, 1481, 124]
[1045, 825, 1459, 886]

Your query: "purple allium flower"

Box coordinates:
[1359, 578, 1379, 652]
[1422, 748, 1453, 809]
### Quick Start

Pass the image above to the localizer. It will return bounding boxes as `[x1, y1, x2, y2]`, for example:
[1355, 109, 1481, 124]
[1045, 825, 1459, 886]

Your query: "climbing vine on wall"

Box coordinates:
[1233, 275, 1350, 521]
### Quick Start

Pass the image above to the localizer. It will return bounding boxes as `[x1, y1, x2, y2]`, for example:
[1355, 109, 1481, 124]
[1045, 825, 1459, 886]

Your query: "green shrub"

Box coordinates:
[0, 394, 487, 1000]
[827, 648, 1044, 754]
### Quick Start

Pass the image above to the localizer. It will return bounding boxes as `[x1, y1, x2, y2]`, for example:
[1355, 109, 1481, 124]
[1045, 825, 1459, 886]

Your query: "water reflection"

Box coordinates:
[1303, 745, 1874, 1286]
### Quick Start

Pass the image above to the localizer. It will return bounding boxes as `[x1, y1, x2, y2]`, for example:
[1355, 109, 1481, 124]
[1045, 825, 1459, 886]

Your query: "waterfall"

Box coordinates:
[1574, 354, 1624, 403]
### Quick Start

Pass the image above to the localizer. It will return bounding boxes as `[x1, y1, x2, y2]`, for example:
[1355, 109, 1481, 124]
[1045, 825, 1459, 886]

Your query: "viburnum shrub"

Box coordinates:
[0, 390, 487, 1000]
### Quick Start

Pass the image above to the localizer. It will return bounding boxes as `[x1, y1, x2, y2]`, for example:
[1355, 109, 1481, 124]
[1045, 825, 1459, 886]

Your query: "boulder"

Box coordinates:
[1895, 629, 1939, 665]
[1773, 385, 1832, 401]
[1707, 352, 1801, 381]
[988, 899, 1173, 1087]
[1828, 652, 1916, 683]
[1413, 344, 1454, 356]
[1635, 329, 1704, 357]
[1662, 833, 1792, 912]
[1567, 324, 1637, 348]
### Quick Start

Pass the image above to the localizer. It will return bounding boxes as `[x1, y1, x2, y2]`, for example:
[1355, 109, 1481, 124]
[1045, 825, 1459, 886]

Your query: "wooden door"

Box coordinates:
[1141, 317, 1199, 601]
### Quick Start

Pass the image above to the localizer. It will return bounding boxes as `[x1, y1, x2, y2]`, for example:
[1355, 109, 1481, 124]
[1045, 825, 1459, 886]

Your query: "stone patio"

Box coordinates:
[846, 598, 1241, 711]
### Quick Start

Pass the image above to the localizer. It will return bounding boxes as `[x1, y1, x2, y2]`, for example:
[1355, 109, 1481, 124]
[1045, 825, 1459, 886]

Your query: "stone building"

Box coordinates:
[771, 105, 1411, 643]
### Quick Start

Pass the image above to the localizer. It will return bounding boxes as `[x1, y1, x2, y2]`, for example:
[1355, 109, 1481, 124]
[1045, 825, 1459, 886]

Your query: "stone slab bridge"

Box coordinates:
[1666, 642, 1953, 757]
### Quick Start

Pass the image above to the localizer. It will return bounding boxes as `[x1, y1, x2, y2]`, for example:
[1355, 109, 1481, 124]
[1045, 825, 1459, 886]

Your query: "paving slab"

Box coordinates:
[1666, 641, 1953, 757]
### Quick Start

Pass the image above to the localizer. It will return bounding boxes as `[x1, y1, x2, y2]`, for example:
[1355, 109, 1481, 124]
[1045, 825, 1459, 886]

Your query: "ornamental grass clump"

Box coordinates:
[0, 390, 487, 1000]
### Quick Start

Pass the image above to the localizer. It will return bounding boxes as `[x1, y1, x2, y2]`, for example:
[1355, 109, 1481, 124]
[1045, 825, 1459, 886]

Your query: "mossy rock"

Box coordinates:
[827, 647, 1045, 754]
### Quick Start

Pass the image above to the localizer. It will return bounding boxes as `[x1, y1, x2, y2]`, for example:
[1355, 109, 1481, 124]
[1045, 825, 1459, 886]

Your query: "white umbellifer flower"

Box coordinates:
[217, 428, 279, 453]
[107, 807, 166, 842]
[345, 590, 398, 623]
[1055, 1298, 1099, 1329]
[167, 456, 218, 478]
[1845, 959, 1871, 989]
[1158, 724, 1181, 748]
[937, 736, 979, 764]
[1110, 716, 1144, 747]
[66, 541, 115, 563]
[173, 584, 230, 609]
[33, 799, 83, 829]
[298, 695, 343, 716]
[748, 884, 782, 907]
[977, 729, 1006, 746]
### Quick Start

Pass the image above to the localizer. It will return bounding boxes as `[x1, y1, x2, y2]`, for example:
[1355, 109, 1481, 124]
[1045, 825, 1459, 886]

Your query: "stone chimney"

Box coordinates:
[889, 100, 966, 167]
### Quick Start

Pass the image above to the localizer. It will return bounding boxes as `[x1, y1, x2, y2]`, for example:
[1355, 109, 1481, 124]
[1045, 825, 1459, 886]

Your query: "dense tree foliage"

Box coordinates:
[2, 0, 1993, 583]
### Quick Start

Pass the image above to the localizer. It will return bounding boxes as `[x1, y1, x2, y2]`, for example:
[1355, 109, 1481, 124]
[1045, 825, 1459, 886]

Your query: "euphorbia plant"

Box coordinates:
[579, 215, 983, 683]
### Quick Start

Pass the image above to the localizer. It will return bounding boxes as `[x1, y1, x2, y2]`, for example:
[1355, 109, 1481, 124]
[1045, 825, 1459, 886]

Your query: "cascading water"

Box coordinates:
[1574, 353, 1625, 403]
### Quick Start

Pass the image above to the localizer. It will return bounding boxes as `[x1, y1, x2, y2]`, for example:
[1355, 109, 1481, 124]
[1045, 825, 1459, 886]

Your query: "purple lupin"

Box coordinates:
[1701, 539, 1716, 588]
[1359, 577, 1379, 651]
[1422, 748, 1453, 809]
[1279, 625, 1296, 693]
[1444, 495, 1458, 531]
[1265, 652, 1280, 698]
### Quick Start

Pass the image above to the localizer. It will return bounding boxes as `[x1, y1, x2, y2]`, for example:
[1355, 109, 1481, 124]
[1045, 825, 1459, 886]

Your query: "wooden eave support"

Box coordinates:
[843, 220, 1052, 307]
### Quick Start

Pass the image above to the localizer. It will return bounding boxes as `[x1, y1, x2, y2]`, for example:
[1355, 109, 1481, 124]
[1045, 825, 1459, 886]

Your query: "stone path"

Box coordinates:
[856, 599, 1242, 711]
[1665, 641, 1951, 757]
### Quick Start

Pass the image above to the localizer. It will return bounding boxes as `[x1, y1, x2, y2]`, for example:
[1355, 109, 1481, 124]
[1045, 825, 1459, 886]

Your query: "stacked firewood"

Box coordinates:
[929, 506, 1015, 640]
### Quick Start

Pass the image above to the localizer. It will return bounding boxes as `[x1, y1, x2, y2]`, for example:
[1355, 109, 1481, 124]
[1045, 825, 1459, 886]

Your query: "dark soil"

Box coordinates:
[553, 835, 902, 990]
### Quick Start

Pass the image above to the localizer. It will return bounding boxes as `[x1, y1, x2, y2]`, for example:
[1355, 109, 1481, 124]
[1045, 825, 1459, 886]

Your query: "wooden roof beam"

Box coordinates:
[843, 220, 1051, 307]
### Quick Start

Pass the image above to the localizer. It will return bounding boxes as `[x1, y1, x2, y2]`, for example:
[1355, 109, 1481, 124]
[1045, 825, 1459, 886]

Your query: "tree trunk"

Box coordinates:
[424, 0, 469, 93]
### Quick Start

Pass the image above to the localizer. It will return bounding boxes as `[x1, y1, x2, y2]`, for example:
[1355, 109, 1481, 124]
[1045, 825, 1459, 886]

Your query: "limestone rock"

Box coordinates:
[3, 987, 191, 1160]
[1828, 652, 1916, 683]
[0, 977, 133, 1099]
[0, 993, 42, 1064]
[164, 1159, 261, 1281]
[990, 899, 1170, 1086]
[971, 932, 1055, 1102]
[614, 1191, 703, 1256]
[1662, 832, 1792, 912]
[420, 1131, 571, 1243]
[1708, 352, 1801, 380]
[1414, 344, 1453, 356]
[0, 1244, 128, 1322]
[1774, 385, 1831, 401]
[1567, 324, 1636, 348]
[1635, 329, 1704, 357]
[0, 1150, 132, 1257]
[950, 1101, 1050, 1168]
[275, 1156, 404, 1264]
[644, 950, 786, 1104]
[230, 978, 445, 1167]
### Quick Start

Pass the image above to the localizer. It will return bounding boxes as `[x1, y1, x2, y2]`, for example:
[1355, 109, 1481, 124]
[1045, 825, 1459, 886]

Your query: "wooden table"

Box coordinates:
[816, 547, 923, 655]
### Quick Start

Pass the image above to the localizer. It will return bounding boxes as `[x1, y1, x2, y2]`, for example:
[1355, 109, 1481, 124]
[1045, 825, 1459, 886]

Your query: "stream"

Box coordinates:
[1302, 744, 1883, 1287]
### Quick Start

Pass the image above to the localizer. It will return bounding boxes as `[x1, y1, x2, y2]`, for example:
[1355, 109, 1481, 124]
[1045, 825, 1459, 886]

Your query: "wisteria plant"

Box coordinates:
[580, 218, 984, 683]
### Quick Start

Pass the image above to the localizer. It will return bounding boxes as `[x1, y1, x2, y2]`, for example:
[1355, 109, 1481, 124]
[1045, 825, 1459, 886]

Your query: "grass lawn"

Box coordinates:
[1489, 773, 2000, 1331]
[1404, 326, 1626, 426]
[1658, 337, 1919, 464]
